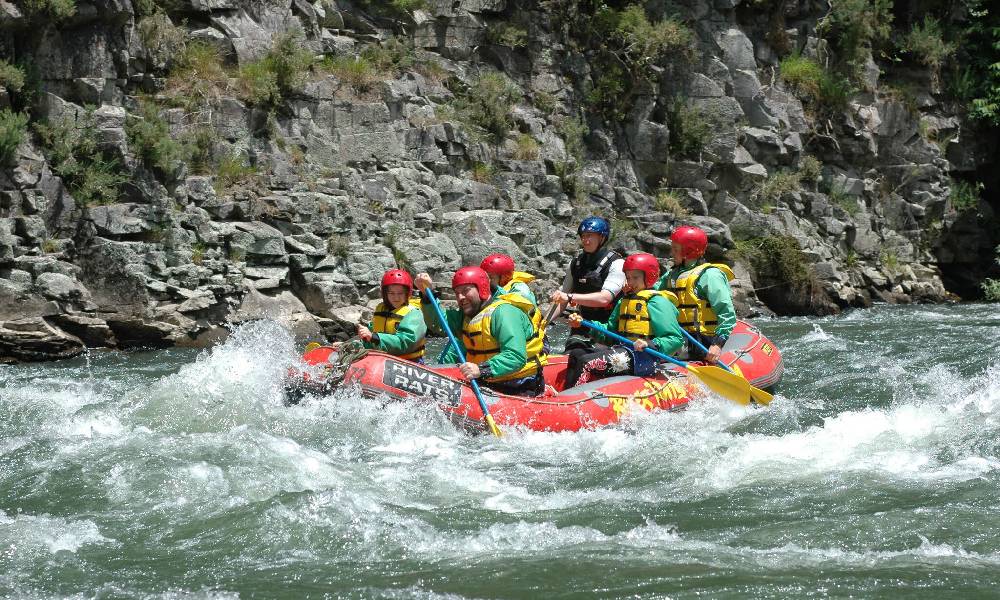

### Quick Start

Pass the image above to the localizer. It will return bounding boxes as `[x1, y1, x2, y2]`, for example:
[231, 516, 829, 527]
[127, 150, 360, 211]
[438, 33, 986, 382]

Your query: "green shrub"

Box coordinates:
[753, 170, 802, 205]
[818, 0, 893, 78]
[138, 11, 187, 69]
[615, 6, 693, 60]
[453, 72, 521, 143]
[798, 155, 822, 184]
[983, 279, 1000, 301]
[880, 250, 899, 272]
[983, 244, 1000, 300]
[35, 110, 128, 206]
[326, 234, 350, 257]
[833, 189, 860, 215]
[166, 42, 229, 108]
[415, 58, 449, 84]
[779, 54, 825, 98]
[362, 37, 416, 74]
[190, 241, 206, 265]
[780, 54, 853, 115]
[184, 126, 216, 175]
[953, 0, 1000, 125]
[270, 33, 315, 93]
[654, 189, 689, 216]
[817, 74, 854, 115]
[533, 91, 558, 115]
[238, 60, 281, 107]
[126, 100, 184, 176]
[237, 32, 313, 108]
[0, 60, 25, 93]
[471, 161, 496, 183]
[214, 152, 257, 193]
[845, 250, 858, 267]
[20, 0, 76, 21]
[666, 99, 711, 159]
[513, 133, 539, 160]
[949, 179, 983, 211]
[320, 56, 379, 94]
[489, 23, 529, 48]
[903, 16, 955, 90]
[392, 0, 426, 11]
[586, 63, 630, 123]
[0, 109, 28, 166]
[546, 2, 693, 124]
[735, 235, 819, 303]
[556, 114, 588, 162]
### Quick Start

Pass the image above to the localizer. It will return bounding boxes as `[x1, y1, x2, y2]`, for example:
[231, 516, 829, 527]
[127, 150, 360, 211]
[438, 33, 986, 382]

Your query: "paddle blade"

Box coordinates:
[686, 364, 752, 406]
[484, 414, 503, 437]
[749, 385, 774, 406]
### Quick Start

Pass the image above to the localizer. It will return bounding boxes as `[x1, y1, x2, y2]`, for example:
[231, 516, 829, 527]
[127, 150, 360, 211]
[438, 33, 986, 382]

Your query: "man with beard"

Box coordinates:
[415, 267, 547, 397]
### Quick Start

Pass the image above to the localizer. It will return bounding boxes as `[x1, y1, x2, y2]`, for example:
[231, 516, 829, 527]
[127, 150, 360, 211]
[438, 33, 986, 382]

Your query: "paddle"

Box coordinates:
[422, 287, 503, 437]
[578, 319, 753, 406]
[677, 329, 773, 405]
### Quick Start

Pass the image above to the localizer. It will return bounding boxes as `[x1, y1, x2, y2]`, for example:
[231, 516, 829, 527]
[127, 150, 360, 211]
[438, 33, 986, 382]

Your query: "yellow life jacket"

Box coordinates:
[664, 263, 735, 335]
[615, 289, 680, 341]
[462, 292, 548, 382]
[505, 271, 535, 286]
[371, 297, 425, 360]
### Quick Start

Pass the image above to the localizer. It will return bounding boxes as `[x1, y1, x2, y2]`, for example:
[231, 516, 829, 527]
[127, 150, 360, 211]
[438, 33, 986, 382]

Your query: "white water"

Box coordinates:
[2, 305, 1000, 597]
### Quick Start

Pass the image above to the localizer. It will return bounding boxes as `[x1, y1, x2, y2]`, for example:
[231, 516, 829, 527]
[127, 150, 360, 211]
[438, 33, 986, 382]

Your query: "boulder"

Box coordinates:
[0, 318, 85, 363]
[232, 287, 323, 342]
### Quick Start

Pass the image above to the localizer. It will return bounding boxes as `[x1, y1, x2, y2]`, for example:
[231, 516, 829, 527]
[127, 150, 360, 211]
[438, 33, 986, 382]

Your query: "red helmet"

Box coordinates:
[670, 226, 708, 261]
[381, 269, 413, 294]
[623, 253, 661, 288]
[452, 266, 492, 301]
[480, 254, 515, 278]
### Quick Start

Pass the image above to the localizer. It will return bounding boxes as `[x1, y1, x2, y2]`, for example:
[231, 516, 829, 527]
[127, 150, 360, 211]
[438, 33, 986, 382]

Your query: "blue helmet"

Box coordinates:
[578, 216, 610, 238]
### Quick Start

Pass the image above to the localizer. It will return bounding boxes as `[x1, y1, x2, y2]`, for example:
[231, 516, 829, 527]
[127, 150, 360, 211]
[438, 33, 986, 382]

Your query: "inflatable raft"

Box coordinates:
[286, 319, 782, 433]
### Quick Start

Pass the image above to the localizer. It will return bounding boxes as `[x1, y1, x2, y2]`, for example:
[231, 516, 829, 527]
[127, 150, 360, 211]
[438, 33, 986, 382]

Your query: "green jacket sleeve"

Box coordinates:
[696, 268, 736, 340]
[481, 303, 529, 378]
[646, 295, 684, 355]
[420, 296, 466, 364]
[364, 308, 426, 355]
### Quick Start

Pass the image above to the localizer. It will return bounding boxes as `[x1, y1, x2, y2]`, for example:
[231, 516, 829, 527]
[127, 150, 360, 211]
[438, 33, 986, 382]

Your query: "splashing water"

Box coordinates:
[2, 305, 1000, 598]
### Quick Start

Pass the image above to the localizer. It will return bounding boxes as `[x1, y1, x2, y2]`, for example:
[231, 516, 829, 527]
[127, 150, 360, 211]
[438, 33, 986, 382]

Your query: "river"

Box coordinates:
[2, 304, 999, 598]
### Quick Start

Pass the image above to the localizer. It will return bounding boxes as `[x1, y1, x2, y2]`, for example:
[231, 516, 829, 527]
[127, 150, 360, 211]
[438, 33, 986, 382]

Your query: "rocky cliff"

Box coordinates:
[1, 0, 997, 362]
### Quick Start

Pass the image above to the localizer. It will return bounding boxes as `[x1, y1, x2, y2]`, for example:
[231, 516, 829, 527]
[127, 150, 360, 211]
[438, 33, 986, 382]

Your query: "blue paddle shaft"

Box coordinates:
[423, 288, 494, 420]
[580, 320, 688, 368]
[678, 328, 735, 374]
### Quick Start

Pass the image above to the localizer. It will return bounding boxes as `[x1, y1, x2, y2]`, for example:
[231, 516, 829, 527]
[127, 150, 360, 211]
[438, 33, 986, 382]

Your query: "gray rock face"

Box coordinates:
[0, 318, 85, 363]
[0, 0, 989, 362]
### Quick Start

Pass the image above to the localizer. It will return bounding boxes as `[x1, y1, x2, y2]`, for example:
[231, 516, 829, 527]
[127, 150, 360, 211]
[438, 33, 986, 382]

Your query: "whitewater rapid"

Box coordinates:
[2, 305, 999, 597]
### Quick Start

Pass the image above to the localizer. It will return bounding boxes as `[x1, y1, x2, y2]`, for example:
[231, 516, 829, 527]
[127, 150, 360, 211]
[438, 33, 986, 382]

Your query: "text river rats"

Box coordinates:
[382, 360, 463, 405]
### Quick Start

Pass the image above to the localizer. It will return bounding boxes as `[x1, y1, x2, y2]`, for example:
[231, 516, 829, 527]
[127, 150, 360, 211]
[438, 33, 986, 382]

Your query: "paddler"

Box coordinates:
[480, 253, 537, 306]
[415, 267, 547, 397]
[333, 268, 427, 361]
[565, 253, 684, 387]
[654, 225, 736, 364]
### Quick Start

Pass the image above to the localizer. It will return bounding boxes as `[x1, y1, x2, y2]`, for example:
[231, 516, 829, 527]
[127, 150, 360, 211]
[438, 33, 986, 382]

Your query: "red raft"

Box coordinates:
[287, 319, 782, 433]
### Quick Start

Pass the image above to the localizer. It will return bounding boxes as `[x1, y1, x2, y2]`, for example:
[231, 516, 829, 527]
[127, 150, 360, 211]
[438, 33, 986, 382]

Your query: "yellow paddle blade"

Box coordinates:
[484, 414, 503, 437]
[686, 364, 752, 406]
[749, 385, 774, 406]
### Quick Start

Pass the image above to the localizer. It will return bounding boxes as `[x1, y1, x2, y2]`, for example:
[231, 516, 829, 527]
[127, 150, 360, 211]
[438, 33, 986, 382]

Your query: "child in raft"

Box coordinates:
[334, 269, 427, 362]
[564, 253, 685, 387]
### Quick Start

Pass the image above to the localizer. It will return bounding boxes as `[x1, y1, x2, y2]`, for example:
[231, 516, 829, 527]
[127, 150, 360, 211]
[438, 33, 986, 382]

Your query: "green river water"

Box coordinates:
[2, 303, 1000, 599]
